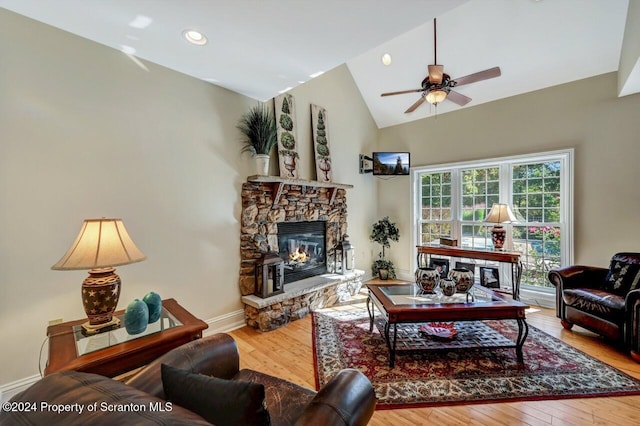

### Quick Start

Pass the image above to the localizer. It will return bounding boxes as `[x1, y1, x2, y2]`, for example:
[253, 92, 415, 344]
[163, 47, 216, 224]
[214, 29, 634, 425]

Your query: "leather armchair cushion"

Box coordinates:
[603, 253, 640, 296]
[161, 364, 270, 426]
[234, 369, 316, 426]
[562, 288, 625, 323]
[3, 370, 210, 425]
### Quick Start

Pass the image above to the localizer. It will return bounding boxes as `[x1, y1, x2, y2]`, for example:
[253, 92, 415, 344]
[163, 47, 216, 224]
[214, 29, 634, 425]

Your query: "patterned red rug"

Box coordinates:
[311, 307, 640, 410]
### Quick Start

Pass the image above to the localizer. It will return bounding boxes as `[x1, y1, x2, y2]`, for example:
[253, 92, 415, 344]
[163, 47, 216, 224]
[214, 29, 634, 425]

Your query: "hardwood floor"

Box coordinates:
[228, 293, 640, 425]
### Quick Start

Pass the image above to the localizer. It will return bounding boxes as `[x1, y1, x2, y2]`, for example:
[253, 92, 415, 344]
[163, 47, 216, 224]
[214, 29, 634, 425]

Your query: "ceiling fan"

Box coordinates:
[381, 18, 501, 113]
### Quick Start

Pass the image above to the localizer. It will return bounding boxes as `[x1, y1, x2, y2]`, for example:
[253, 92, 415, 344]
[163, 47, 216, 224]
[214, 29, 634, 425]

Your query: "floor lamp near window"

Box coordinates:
[51, 218, 146, 335]
[485, 204, 517, 250]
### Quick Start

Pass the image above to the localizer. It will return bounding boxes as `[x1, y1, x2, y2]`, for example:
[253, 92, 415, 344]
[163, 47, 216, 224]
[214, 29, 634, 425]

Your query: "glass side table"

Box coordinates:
[45, 298, 208, 377]
[73, 307, 182, 356]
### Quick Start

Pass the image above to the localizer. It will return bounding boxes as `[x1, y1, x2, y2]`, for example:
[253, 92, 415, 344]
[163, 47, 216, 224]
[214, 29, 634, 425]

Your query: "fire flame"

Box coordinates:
[289, 247, 309, 263]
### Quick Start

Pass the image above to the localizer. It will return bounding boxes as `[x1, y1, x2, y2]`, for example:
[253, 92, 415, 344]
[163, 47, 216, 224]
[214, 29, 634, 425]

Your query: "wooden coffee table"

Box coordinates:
[366, 283, 529, 367]
[45, 298, 208, 377]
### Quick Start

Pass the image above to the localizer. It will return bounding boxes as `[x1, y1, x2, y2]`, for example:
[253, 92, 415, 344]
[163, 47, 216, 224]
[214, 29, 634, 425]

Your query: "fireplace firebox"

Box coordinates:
[277, 221, 326, 284]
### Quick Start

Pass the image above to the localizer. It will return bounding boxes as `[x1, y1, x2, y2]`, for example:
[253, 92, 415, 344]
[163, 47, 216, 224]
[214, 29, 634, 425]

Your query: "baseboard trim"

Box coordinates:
[1, 309, 247, 402]
[0, 374, 41, 403]
[203, 309, 246, 335]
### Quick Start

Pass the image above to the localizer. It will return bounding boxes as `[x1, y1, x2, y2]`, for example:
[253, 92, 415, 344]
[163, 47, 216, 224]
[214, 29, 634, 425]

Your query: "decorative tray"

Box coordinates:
[419, 322, 458, 339]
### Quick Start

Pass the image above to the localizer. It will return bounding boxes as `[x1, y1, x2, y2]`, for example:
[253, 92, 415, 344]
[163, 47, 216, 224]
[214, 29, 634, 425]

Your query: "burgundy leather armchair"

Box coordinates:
[1, 333, 376, 425]
[548, 252, 640, 362]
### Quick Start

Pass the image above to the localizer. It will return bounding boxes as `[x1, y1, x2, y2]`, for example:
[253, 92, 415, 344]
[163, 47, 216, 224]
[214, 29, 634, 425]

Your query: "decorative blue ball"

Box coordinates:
[143, 291, 162, 323]
[124, 299, 149, 335]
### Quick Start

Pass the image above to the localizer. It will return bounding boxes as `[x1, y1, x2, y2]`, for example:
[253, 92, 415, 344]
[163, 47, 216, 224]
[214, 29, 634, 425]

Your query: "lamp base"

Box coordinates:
[491, 225, 506, 251]
[82, 267, 121, 327]
[81, 317, 121, 336]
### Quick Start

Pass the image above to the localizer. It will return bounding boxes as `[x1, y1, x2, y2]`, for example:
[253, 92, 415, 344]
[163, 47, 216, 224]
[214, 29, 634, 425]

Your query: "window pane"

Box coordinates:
[513, 165, 526, 179]
[461, 224, 491, 249]
[513, 225, 561, 288]
[544, 177, 560, 192]
[420, 222, 451, 245]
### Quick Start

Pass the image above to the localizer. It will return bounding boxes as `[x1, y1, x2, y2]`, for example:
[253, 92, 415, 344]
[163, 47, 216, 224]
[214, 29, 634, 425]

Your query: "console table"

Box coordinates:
[416, 245, 523, 300]
[45, 298, 208, 377]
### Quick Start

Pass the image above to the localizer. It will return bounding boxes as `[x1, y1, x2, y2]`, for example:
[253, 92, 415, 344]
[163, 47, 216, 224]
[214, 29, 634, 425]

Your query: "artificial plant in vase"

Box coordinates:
[370, 216, 400, 279]
[237, 103, 278, 175]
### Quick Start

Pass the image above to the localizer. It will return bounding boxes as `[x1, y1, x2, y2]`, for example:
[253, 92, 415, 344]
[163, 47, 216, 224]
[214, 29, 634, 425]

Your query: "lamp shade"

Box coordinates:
[485, 204, 517, 224]
[52, 218, 146, 270]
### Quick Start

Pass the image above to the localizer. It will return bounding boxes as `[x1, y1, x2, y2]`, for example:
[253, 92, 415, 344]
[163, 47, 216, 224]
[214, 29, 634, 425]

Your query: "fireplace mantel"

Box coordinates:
[247, 175, 353, 205]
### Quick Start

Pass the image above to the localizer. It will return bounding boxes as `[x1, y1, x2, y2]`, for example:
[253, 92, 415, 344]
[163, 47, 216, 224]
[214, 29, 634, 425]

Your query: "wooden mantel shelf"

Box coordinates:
[247, 175, 353, 204]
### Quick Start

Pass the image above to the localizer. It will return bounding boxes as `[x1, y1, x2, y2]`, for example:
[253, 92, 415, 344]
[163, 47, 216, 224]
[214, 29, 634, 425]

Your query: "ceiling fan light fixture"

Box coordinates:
[425, 88, 447, 104]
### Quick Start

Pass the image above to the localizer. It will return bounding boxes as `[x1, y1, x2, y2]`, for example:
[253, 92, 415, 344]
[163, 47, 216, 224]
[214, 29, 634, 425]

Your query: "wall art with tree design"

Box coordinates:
[274, 94, 299, 178]
[311, 104, 332, 182]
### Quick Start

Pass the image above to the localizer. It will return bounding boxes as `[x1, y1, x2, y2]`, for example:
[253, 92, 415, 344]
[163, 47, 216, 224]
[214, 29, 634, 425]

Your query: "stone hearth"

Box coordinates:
[240, 175, 360, 331]
[241, 270, 364, 331]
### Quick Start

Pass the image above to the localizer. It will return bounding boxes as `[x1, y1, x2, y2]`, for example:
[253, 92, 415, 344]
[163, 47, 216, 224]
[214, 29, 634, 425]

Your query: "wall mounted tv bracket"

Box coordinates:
[359, 154, 373, 174]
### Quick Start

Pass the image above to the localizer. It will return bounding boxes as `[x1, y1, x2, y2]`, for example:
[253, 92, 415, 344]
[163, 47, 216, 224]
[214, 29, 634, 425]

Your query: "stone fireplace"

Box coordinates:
[239, 176, 364, 331]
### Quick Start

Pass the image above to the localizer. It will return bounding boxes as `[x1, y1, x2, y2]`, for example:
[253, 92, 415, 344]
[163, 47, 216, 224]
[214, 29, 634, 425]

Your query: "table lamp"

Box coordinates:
[51, 218, 146, 334]
[485, 203, 517, 250]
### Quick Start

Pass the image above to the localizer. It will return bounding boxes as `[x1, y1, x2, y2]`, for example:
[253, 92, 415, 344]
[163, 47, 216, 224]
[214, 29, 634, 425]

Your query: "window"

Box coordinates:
[412, 150, 573, 293]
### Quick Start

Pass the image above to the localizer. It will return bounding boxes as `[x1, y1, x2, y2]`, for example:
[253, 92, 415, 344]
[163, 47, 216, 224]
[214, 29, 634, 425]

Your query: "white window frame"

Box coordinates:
[411, 149, 573, 307]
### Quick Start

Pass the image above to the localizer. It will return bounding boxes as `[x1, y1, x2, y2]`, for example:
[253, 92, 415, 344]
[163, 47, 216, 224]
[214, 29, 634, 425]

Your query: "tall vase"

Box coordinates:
[255, 154, 270, 176]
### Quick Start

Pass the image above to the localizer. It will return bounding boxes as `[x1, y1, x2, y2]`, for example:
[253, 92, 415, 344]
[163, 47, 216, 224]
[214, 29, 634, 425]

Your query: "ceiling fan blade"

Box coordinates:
[428, 65, 443, 84]
[447, 90, 472, 106]
[405, 96, 426, 113]
[453, 66, 501, 87]
[381, 88, 423, 97]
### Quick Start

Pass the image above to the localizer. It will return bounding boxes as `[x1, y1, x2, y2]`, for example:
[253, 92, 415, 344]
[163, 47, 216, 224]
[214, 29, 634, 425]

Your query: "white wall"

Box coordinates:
[0, 9, 378, 387]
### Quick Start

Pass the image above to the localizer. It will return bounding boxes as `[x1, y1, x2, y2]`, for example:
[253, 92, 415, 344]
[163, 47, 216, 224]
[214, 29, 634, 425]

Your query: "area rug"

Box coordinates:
[311, 307, 640, 410]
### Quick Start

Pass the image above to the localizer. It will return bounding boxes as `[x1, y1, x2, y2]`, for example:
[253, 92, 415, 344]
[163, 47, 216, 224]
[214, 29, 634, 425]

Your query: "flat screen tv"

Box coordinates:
[372, 152, 410, 176]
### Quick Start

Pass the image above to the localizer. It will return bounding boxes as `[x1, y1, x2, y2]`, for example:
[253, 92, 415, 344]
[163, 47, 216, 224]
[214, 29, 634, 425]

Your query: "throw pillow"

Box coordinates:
[161, 364, 270, 426]
[603, 253, 640, 296]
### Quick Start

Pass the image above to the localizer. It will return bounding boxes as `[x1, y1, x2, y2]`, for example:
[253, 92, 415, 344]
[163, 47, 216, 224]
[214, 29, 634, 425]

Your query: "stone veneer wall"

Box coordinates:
[240, 180, 351, 330]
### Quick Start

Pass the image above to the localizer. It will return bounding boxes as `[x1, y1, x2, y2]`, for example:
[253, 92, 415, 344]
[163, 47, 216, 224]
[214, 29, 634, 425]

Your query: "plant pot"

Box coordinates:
[255, 154, 270, 176]
[378, 268, 390, 280]
[283, 154, 296, 177]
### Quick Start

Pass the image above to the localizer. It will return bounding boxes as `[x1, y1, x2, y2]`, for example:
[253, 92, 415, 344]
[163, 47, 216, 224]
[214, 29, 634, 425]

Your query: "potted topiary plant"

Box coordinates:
[237, 103, 277, 175]
[370, 216, 400, 280]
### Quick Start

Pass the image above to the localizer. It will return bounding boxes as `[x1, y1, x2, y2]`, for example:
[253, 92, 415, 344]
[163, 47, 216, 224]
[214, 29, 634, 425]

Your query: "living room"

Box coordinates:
[1, 1, 640, 424]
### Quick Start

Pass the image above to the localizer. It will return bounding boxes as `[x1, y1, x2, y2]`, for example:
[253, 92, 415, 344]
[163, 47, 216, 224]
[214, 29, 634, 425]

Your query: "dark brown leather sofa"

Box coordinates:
[548, 252, 640, 362]
[0, 333, 376, 425]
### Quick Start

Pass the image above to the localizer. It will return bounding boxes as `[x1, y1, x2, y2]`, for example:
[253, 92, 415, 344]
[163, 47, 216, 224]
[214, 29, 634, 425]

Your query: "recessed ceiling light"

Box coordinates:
[278, 87, 293, 94]
[381, 53, 392, 66]
[309, 71, 324, 78]
[183, 29, 207, 45]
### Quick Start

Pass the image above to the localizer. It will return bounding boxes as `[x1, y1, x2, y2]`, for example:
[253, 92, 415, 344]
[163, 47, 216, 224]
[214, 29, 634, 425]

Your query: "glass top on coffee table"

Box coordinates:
[373, 283, 504, 307]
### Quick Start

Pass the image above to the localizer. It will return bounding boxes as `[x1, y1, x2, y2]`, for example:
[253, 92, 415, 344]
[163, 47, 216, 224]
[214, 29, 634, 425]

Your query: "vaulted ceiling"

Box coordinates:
[0, 0, 635, 128]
